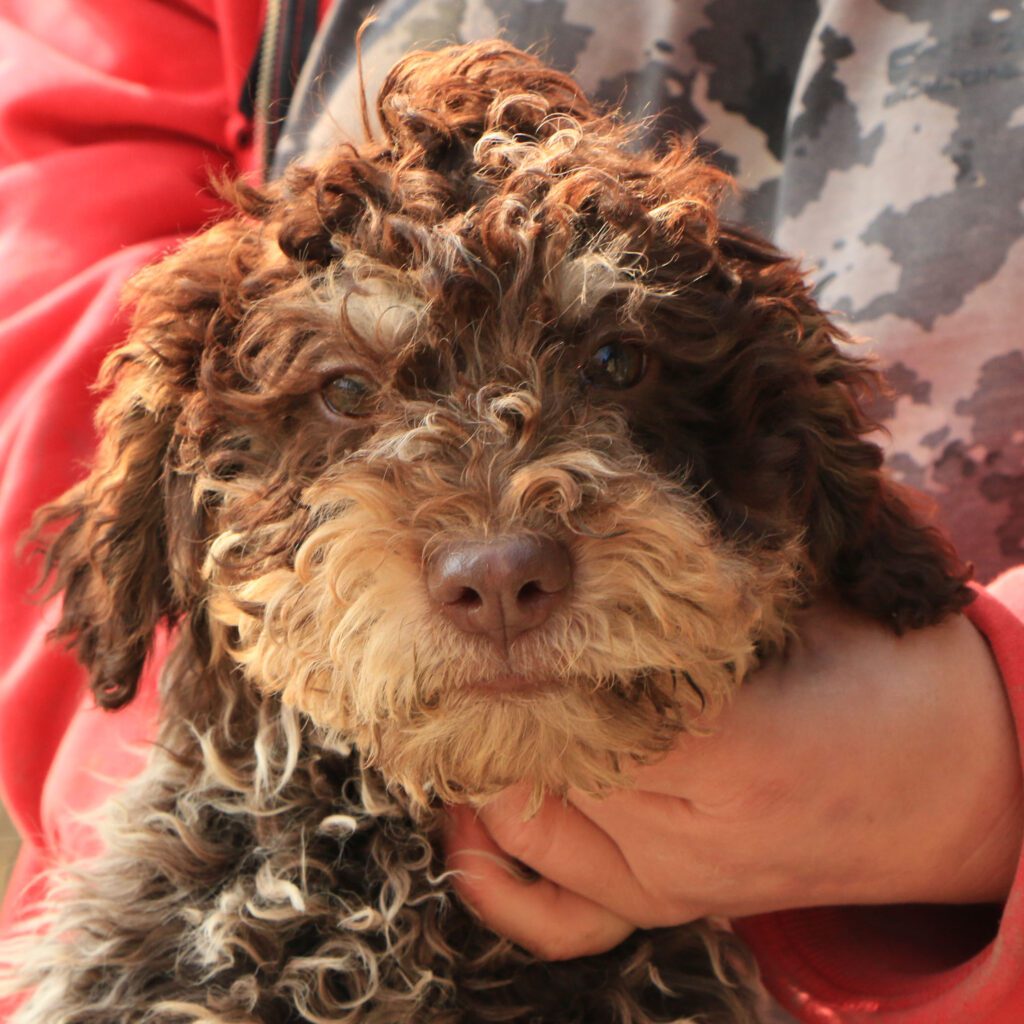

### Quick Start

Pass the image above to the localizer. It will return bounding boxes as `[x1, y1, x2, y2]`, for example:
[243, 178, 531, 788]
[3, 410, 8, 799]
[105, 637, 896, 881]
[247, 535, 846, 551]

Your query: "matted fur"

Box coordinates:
[1, 40, 971, 1023]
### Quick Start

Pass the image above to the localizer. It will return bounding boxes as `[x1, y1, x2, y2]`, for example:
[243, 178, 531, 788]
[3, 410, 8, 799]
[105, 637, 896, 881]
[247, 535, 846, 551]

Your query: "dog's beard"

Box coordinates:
[207, 458, 800, 805]
[358, 683, 690, 805]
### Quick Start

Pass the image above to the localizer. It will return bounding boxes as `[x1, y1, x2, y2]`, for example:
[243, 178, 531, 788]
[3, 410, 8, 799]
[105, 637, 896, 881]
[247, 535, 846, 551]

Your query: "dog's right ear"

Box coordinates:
[33, 219, 257, 709]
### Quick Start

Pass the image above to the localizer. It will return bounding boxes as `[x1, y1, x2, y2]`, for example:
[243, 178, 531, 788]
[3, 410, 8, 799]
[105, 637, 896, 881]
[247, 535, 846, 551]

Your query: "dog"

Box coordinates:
[1, 40, 972, 1023]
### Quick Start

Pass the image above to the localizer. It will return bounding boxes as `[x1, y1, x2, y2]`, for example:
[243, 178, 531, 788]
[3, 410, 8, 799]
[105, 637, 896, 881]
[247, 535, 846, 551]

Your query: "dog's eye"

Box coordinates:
[322, 373, 377, 417]
[582, 342, 646, 390]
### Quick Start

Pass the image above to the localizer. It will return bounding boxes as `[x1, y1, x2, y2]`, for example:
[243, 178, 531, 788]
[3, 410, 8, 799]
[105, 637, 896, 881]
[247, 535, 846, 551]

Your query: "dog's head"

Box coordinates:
[36, 42, 971, 803]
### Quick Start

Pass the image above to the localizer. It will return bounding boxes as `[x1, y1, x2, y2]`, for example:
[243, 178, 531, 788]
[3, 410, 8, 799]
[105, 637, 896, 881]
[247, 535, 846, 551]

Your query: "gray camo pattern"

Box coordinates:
[277, 0, 1024, 584]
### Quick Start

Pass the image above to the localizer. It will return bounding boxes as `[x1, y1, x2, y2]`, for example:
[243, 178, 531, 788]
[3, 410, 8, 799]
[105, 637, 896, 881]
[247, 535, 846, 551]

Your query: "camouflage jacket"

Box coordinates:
[275, 0, 1024, 583]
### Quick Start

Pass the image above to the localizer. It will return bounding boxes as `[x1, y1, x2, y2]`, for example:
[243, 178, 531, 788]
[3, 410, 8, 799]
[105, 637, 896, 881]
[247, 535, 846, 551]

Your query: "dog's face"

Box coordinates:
[38, 42, 970, 804]
[196, 245, 801, 803]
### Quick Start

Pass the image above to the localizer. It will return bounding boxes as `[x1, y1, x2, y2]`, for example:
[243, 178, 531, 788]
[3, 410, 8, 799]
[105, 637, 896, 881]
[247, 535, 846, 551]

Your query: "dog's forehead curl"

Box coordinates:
[316, 254, 427, 357]
[547, 249, 654, 325]
[242, 250, 429, 370]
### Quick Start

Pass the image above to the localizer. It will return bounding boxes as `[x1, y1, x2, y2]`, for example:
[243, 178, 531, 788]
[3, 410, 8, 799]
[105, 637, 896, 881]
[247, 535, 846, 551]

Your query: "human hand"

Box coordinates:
[445, 602, 1023, 960]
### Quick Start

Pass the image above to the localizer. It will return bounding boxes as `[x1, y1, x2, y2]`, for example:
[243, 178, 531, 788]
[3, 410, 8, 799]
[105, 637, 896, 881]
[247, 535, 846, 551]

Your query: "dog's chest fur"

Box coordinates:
[37, 733, 757, 1023]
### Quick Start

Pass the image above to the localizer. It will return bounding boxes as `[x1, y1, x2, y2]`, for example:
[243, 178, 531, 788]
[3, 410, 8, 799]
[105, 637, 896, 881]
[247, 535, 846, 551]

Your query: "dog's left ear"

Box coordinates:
[33, 220, 255, 708]
[820, 470, 974, 630]
[715, 225, 973, 630]
[799, 362, 974, 629]
[776, 295, 971, 628]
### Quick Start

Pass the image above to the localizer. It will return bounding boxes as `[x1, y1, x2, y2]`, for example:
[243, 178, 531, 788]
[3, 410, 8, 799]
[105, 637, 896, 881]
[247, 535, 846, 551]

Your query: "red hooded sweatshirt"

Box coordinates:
[1, 4, 1022, 1021]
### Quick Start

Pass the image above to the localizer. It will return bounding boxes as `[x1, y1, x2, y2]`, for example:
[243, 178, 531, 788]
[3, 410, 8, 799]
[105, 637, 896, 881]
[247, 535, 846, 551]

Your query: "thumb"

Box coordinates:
[444, 804, 635, 960]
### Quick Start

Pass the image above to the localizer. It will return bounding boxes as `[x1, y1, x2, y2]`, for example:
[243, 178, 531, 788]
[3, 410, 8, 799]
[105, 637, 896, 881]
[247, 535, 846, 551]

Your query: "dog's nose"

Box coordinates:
[426, 535, 572, 649]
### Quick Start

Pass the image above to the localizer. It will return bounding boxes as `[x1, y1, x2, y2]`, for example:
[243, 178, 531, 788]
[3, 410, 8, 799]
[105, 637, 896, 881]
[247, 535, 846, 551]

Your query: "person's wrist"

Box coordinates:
[875, 613, 1023, 906]
[922, 614, 1022, 903]
[748, 606, 1023, 911]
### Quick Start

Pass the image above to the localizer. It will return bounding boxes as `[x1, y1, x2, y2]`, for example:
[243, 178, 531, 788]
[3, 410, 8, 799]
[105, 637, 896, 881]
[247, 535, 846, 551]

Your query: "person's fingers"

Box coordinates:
[473, 786, 665, 919]
[444, 804, 635, 960]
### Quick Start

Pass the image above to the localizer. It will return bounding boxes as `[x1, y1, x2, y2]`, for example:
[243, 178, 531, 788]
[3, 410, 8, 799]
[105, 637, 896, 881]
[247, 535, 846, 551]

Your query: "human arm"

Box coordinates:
[446, 578, 1024, 1020]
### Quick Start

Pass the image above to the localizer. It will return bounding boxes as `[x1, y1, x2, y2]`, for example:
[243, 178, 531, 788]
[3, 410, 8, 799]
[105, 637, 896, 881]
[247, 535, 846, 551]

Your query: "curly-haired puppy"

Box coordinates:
[2, 40, 971, 1024]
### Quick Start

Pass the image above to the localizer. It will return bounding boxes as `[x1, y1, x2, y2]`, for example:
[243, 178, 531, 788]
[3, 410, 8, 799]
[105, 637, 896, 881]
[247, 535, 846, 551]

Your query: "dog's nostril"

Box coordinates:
[516, 580, 546, 606]
[452, 587, 483, 609]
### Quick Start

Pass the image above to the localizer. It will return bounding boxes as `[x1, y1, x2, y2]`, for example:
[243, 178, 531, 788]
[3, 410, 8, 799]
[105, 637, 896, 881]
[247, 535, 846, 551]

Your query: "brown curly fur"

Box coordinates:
[1, 40, 971, 1024]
